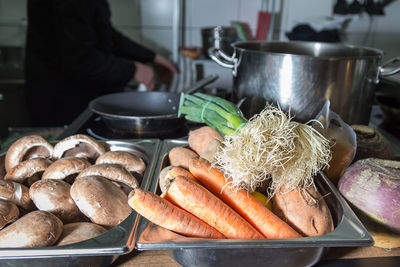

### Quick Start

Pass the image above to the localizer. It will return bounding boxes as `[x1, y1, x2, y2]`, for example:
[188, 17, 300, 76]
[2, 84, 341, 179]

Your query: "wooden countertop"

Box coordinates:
[112, 246, 400, 267]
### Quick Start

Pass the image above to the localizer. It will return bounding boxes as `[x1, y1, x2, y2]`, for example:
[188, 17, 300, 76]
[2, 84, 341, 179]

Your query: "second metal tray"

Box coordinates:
[135, 139, 374, 267]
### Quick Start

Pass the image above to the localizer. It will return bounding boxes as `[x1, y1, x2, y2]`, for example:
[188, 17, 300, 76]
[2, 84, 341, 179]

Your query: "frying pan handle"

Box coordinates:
[184, 74, 219, 94]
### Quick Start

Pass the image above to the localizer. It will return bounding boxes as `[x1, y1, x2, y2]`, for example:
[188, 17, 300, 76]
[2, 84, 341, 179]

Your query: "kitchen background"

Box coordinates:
[0, 0, 399, 139]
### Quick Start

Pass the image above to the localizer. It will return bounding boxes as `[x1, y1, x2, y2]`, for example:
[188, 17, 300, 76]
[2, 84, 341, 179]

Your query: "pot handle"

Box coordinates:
[379, 57, 400, 77]
[208, 47, 235, 69]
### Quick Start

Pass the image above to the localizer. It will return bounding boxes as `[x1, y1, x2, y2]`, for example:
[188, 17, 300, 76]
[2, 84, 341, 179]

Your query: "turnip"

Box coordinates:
[338, 158, 400, 233]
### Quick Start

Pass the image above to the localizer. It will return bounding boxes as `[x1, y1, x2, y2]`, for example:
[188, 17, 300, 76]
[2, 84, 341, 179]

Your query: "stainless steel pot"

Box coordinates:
[209, 41, 400, 124]
[202, 26, 238, 59]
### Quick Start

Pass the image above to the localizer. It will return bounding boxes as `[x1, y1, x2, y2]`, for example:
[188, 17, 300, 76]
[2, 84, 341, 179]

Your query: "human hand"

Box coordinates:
[133, 61, 155, 91]
[153, 54, 178, 74]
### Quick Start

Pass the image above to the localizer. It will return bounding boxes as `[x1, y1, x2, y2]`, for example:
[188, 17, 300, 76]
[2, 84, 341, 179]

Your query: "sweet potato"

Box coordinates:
[272, 185, 334, 237]
[168, 147, 198, 170]
[188, 126, 223, 156]
[200, 139, 222, 163]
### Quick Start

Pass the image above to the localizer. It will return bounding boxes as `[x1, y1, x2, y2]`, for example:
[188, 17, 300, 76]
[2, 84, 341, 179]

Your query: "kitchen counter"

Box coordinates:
[111, 246, 400, 267]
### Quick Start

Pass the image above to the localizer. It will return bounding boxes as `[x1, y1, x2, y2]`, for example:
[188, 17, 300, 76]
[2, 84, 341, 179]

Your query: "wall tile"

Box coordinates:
[109, 0, 141, 27]
[238, 0, 261, 34]
[190, 0, 240, 28]
[141, 27, 173, 57]
[140, 0, 174, 27]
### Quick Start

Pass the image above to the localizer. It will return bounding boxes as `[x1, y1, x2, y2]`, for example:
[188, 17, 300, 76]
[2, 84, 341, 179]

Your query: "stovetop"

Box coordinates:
[57, 108, 194, 141]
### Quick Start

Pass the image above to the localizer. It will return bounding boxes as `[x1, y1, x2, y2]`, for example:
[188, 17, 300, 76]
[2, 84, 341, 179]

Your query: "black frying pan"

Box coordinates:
[89, 75, 218, 137]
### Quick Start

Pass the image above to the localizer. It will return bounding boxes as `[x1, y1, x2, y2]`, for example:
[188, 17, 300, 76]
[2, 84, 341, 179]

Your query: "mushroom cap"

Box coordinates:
[77, 163, 139, 188]
[29, 179, 85, 223]
[53, 134, 106, 162]
[5, 158, 52, 183]
[0, 180, 33, 211]
[56, 222, 107, 246]
[41, 157, 91, 180]
[95, 151, 146, 175]
[5, 135, 53, 173]
[0, 210, 63, 248]
[70, 175, 132, 227]
[0, 199, 19, 229]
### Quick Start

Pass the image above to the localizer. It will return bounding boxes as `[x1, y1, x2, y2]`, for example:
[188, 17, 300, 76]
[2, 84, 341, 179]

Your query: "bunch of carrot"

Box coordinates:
[128, 157, 302, 240]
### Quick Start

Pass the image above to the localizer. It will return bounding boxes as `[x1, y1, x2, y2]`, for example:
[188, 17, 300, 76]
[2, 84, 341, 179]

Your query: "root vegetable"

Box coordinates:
[168, 147, 198, 170]
[214, 105, 331, 195]
[71, 175, 132, 227]
[188, 126, 223, 155]
[128, 188, 225, 239]
[338, 158, 400, 233]
[351, 125, 395, 162]
[272, 185, 334, 237]
[159, 166, 195, 193]
[165, 175, 264, 239]
[56, 222, 107, 246]
[29, 179, 84, 223]
[0, 210, 63, 248]
[200, 139, 222, 163]
[95, 151, 146, 175]
[189, 157, 302, 239]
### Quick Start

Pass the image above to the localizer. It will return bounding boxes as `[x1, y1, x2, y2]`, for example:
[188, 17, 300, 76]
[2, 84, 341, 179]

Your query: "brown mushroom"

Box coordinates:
[0, 210, 63, 248]
[5, 158, 52, 183]
[0, 180, 33, 210]
[71, 175, 132, 227]
[41, 157, 91, 183]
[29, 179, 85, 223]
[53, 134, 106, 162]
[56, 222, 107, 246]
[76, 164, 139, 188]
[95, 151, 146, 175]
[5, 135, 53, 173]
[0, 199, 19, 229]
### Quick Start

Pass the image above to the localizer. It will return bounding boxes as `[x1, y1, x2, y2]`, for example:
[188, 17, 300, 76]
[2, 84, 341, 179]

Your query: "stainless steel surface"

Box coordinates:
[202, 26, 238, 59]
[209, 41, 400, 124]
[0, 139, 161, 267]
[135, 139, 373, 267]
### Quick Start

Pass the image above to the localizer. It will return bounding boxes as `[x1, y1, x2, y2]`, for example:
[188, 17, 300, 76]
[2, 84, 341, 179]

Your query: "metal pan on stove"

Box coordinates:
[89, 75, 218, 138]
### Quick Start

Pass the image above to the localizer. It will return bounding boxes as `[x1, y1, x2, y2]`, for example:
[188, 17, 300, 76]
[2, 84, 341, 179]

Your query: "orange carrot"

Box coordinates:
[165, 175, 264, 239]
[189, 157, 302, 239]
[128, 188, 225, 239]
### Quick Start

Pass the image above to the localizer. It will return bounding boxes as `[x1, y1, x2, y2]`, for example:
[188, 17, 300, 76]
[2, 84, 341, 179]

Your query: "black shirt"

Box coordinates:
[25, 0, 155, 126]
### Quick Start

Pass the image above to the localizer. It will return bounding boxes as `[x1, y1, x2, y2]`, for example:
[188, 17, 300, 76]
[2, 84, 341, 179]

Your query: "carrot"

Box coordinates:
[165, 175, 264, 239]
[189, 157, 302, 239]
[128, 188, 225, 239]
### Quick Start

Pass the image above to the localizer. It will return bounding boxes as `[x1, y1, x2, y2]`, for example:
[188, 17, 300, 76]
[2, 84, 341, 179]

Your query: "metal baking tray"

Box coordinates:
[135, 139, 374, 267]
[0, 139, 161, 267]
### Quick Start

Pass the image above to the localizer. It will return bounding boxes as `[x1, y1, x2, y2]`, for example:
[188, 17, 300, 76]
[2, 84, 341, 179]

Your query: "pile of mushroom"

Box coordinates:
[0, 134, 146, 248]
